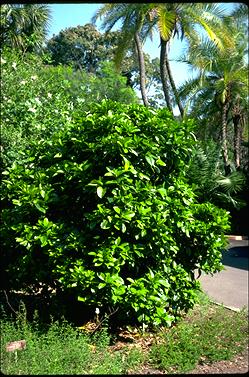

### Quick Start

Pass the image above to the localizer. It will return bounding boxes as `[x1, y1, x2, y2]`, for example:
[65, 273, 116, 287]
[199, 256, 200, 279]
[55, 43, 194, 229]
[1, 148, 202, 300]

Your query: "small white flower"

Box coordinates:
[31, 75, 37, 80]
[47, 92, 52, 99]
[95, 308, 100, 315]
[28, 107, 36, 113]
[35, 97, 42, 105]
[1, 57, 6, 64]
[20, 80, 27, 85]
[12, 62, 17, 69]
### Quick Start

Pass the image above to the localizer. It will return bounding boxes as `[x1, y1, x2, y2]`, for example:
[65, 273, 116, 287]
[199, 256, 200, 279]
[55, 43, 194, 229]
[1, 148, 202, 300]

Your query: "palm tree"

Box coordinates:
[1, 4, 51, 53]
[147, 4, 182, 114]
[92, 3, 150, 107]
[93, 3, 230, 115]
[177, 26, 248, 172]
[147, 3, 232, 117]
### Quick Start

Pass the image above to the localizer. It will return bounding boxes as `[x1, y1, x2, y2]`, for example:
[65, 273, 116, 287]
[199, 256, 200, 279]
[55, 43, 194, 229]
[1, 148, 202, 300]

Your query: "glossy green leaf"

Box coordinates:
[158, 188, 167, 197]
[97, 186, 106, 198]
[100, 220, 110, 229]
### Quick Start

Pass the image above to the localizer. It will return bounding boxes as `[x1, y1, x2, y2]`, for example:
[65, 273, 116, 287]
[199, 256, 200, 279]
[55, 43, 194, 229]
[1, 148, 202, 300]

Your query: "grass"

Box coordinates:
[1, 304, 144, 375]
[148, 293, 248, 373]
[1, 293, 248, 375]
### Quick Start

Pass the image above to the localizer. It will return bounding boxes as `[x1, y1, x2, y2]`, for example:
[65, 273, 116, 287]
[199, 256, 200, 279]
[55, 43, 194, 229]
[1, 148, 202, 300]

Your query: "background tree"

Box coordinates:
[45, 23, 162, 105]
[176, 6, 248, 235]
[146, 3, 233, 117]
[92, 3, 233, 116]
[0, 4, 51, 53]
[46, 24, 118, 72]
[178, 30, 248, 173]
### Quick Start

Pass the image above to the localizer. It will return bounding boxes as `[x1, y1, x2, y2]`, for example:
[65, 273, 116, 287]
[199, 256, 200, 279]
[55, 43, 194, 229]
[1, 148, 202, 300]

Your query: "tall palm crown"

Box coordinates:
[92, 3, 148, 66]
[178, 19, 248, 170]
[1, 4, 51, 52]
[146, 2, 231, 116]
[93, 3, 230, 115]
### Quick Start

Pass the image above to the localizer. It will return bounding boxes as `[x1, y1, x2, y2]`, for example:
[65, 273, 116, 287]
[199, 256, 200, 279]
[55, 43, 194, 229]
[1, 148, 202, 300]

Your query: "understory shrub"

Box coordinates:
[186, 140, 246, 210]
[1, 100, 230, 328]
[1, 49, 74, 167]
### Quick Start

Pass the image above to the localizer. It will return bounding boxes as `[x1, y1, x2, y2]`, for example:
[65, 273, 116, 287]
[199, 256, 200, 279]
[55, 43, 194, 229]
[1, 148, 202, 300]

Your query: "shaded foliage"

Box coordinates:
[186, 141, 246, 210]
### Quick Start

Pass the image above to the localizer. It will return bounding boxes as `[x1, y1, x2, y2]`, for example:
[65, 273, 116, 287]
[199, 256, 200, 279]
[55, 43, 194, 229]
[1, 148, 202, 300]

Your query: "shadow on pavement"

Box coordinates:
[222, 246, 249, 271]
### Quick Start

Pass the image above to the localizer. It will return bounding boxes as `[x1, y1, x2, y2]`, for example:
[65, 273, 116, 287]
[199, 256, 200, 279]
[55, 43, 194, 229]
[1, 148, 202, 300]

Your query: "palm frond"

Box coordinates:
[157, 6, 176, 41]
[216, 171, 246, 194]
[113, 31, 133, 70]
[91, 4, 114, 24]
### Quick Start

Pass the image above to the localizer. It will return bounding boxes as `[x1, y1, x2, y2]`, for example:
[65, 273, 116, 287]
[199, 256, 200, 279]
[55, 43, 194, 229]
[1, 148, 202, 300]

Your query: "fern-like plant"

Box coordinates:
[187, 140, 246, 210]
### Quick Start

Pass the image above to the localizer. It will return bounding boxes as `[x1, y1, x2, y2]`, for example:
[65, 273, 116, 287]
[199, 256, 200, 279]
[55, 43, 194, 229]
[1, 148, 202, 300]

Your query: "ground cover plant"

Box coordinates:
[0, 303, 144, 375]
[1, 100, 230, 329]
[1, 294, 248, 375]
[148, 296, 248, 373]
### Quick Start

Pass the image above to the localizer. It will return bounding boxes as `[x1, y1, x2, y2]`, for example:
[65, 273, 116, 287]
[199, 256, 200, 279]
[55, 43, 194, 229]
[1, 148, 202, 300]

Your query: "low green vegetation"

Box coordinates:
[1, 304, 144, 375]
[149, 294, 248, 373]
[1, 294, 247, 375]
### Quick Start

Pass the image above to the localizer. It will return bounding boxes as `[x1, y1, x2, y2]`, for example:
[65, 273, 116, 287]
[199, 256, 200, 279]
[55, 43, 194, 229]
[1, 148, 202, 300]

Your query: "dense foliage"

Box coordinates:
[45, 23, 164, 105]
[1, 49, 73, 167]
[0, 4, 51, 53]
[186, 141, 246, 210]
[0, 49, 138, 168]
[1, 101, 230, 327]
[46, 23, 119, 72]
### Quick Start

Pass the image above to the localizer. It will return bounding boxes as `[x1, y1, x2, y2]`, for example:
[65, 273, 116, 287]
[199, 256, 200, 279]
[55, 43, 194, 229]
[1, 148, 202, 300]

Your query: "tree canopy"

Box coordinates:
[0, 4, 51, 53]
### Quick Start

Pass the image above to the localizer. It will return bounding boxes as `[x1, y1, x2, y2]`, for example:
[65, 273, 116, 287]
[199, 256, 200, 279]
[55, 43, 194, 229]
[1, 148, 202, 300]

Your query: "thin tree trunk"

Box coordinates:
[134, 32, 149, 107]
[160, 36, 173, 112]
[164, 45, 184, 118]
[233, 116, 241, 169]
[221, 102, 230, 174]
[232, 100, 242, 170]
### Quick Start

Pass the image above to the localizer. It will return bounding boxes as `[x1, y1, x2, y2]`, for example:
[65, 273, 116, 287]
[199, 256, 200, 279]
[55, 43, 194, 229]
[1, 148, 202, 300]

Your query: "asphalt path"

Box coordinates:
[199, 239, 249, 310]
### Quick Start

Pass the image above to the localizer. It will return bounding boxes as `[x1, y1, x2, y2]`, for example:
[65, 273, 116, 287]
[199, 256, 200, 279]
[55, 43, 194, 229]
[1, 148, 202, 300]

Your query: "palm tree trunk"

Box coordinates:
[164, 45, 184, 118]
[134, 32, 149, 107]
[221, 102, 230, 174]
[160, 36, 173, 112]
[232, 100, 242, 170]
[233, 116, 241, 169]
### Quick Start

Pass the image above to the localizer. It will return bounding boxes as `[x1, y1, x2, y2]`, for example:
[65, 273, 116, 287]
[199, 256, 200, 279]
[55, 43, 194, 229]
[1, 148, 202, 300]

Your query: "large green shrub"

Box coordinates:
[1, 101, 230, 327]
